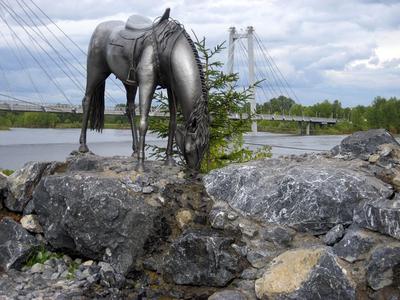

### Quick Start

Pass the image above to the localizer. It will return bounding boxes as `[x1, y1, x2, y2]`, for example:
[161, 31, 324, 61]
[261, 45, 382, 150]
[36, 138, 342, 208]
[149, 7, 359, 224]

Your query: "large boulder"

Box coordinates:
[204, 156, 391, 234]
[254, 247, 355, 299]
[333, 228, 376, 263]
[366, 243, 400, 290]
[354, 197, 400, 240]
[4, 161, 52, 212]
[0, 217, 40, 271]
[33, 173, 169, 275]
[163, 229, 244, 287]
[331, 129, 399, 159]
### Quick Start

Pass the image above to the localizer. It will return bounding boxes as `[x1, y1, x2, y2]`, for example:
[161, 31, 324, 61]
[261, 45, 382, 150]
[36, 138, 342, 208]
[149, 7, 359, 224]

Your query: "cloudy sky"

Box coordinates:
[0, 0, 399, 107]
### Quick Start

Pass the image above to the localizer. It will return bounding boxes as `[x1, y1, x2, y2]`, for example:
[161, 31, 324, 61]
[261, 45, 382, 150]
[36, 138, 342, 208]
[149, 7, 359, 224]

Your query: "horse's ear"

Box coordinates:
[160, 8, 170, 21]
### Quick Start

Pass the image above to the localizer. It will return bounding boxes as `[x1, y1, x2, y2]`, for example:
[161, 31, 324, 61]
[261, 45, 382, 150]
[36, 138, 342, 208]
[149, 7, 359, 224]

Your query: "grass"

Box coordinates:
[25, 246, 63, 267]
[0, 169, 14, 176]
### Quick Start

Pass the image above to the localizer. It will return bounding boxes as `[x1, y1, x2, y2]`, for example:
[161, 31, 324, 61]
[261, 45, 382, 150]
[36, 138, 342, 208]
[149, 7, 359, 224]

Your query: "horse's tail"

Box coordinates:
[88, 81, 105, 132]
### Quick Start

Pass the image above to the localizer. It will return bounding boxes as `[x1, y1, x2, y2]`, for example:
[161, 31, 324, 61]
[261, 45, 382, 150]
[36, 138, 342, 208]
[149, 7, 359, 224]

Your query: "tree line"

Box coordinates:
[256, 96, 400, 133]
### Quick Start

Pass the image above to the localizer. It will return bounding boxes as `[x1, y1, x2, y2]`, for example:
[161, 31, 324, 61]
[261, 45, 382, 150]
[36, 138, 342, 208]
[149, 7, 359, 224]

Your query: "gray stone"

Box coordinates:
[208, 289, 248, 300]
[5, 161, 52, 212]
[331, 129, 399, 159]
[324, 224, 345, 245]
[204, 156, 390, 234]
[255, 247, 356, 300]
[164, 229, 244, 287]
[30, 263, 44, 274]
[20, 214, 43, 234]
[260, 225, 294, 246]
[33, 173, 169, 275]
[354, 198, 400, 240]
[0, 217, 40, 271]
[333, 228, 376, 262]
[366, 243, 400, 290]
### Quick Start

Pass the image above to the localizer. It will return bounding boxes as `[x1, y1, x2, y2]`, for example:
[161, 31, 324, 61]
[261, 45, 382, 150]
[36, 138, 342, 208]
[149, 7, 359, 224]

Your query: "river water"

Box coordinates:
[0, 128, 348, 170]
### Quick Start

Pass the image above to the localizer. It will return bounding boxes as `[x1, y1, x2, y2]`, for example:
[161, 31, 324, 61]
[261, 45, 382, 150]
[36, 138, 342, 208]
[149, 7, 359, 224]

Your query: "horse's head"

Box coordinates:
[176, 123, 207, 170]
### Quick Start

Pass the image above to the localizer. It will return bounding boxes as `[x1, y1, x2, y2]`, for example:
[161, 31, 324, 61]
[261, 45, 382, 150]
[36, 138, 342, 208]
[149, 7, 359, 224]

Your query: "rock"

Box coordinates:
[208, 289, 248, 300]
[0, 217, 40, 271]
[82, 260, 94, 267]
[324, 224, 345, 245]
[33, 173, 169, 275]
[164, 229, 244, 287]
[260, 225, 294, 247]
[354, 198, 400, 240]
[333, 228, 376, 262]
[175, 209, 193, 229]
[331, 129, 399, 159]
[255, 247, 355, 299]
[20, 215, 43, 234]
[369, 154, 380, 163]
[204, 156, 390, 234]
[5, 161, 53, 212]
[392, 175, 400, 191]
[366, 243, 400, 290]
[30, 263, 44, 274]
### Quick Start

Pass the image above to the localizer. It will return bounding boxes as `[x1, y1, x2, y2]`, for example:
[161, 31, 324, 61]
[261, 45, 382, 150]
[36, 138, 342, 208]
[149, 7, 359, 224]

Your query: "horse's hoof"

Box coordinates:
[164, 158, 176, 167]
[79, 144, 89, 153]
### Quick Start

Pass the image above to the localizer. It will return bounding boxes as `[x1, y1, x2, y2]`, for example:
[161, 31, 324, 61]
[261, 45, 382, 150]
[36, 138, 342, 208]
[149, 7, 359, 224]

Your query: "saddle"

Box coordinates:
[119, 8, 170, 40]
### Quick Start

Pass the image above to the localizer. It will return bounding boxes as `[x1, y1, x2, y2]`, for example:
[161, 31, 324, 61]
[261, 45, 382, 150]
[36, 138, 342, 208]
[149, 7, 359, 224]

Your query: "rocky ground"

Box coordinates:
[1, 128, 400, 299]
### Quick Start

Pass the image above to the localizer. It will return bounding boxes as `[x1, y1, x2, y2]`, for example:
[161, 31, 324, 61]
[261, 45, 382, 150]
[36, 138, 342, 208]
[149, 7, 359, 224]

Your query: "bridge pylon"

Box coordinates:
[228, 26, 257, 133]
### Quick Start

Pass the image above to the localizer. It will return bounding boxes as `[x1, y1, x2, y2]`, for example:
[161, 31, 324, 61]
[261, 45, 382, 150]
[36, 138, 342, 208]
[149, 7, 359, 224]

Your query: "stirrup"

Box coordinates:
[126, 67, 137, 85]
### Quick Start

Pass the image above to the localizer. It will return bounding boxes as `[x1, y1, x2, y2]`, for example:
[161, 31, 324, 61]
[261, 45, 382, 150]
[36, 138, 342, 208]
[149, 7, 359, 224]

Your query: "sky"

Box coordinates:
[0, 0, 399, 107]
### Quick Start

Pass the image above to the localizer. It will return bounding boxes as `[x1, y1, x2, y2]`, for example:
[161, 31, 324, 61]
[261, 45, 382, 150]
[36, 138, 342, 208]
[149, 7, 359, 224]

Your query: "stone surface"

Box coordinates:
[333, 228, 376, 262]
[164, 229, 244, 287]
[204, 155, 390, 234]
[33, 173, 168, 275]
[5, 161, 52, 212]
[20, 214, 43, 234]
[0, 217, 39, 271]
[366, 243, 400, 290]
[255, 247, 355, 300]
[324, 224, 345, 245]
[331, 129, 399, 159]
[260, 225, 295, 247]
[354, 198, 400, 240]
[208, 289, 248, 300]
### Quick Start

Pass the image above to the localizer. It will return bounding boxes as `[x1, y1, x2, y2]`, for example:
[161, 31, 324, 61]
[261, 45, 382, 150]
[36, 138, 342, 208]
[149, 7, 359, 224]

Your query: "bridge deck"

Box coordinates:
[0, 102, 337, 124]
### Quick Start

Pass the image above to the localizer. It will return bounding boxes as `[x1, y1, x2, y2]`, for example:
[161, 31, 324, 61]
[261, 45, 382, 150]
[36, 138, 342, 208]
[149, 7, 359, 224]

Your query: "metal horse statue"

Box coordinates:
[78, 8, 209, 170]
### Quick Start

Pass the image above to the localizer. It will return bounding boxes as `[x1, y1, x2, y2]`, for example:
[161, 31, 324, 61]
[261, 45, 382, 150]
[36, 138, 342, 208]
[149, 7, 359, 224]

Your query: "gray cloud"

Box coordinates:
[0, 0, 399, 107]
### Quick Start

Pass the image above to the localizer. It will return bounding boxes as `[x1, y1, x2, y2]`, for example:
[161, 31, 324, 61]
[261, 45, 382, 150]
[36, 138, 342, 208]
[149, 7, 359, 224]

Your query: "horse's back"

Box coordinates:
[88, 21, 124, 57]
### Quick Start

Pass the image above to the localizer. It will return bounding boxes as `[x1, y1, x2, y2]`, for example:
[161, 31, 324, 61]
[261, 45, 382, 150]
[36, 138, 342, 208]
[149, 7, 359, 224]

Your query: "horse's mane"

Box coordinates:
[154, 19, 209, 161]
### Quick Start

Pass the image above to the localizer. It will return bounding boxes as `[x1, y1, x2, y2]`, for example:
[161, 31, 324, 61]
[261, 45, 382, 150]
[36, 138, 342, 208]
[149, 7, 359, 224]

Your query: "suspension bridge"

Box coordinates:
[0, 1, 337, 135]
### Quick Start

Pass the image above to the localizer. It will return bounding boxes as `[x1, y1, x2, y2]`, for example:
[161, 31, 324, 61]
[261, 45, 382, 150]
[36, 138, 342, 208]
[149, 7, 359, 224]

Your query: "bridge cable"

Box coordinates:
[0, 7, 72, 104]
[0, 1, 85, 94]
[254, 33, 300, 103]
[25, 0, 126, 95]
[3, 29, 46, 105]
[253, 33, 295, 101]
[237, 38, 276, 101]
[18, 0, 121, 104]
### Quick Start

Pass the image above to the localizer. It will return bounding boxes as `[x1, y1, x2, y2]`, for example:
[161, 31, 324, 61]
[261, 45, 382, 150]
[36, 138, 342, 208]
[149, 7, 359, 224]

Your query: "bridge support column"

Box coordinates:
[306, 122, 310, 136]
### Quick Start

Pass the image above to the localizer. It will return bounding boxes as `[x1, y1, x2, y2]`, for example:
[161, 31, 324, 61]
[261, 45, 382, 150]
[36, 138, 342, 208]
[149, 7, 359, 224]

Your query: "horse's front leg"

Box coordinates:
[165, 88, 176, 166]
[137, 81, 156, 171]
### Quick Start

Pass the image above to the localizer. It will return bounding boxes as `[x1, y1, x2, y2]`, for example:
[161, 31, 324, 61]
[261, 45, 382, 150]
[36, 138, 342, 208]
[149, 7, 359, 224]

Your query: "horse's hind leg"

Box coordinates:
[79, 68, 110, 153]
[165, 88, 176, 166]
[124, 84, 138, 156]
